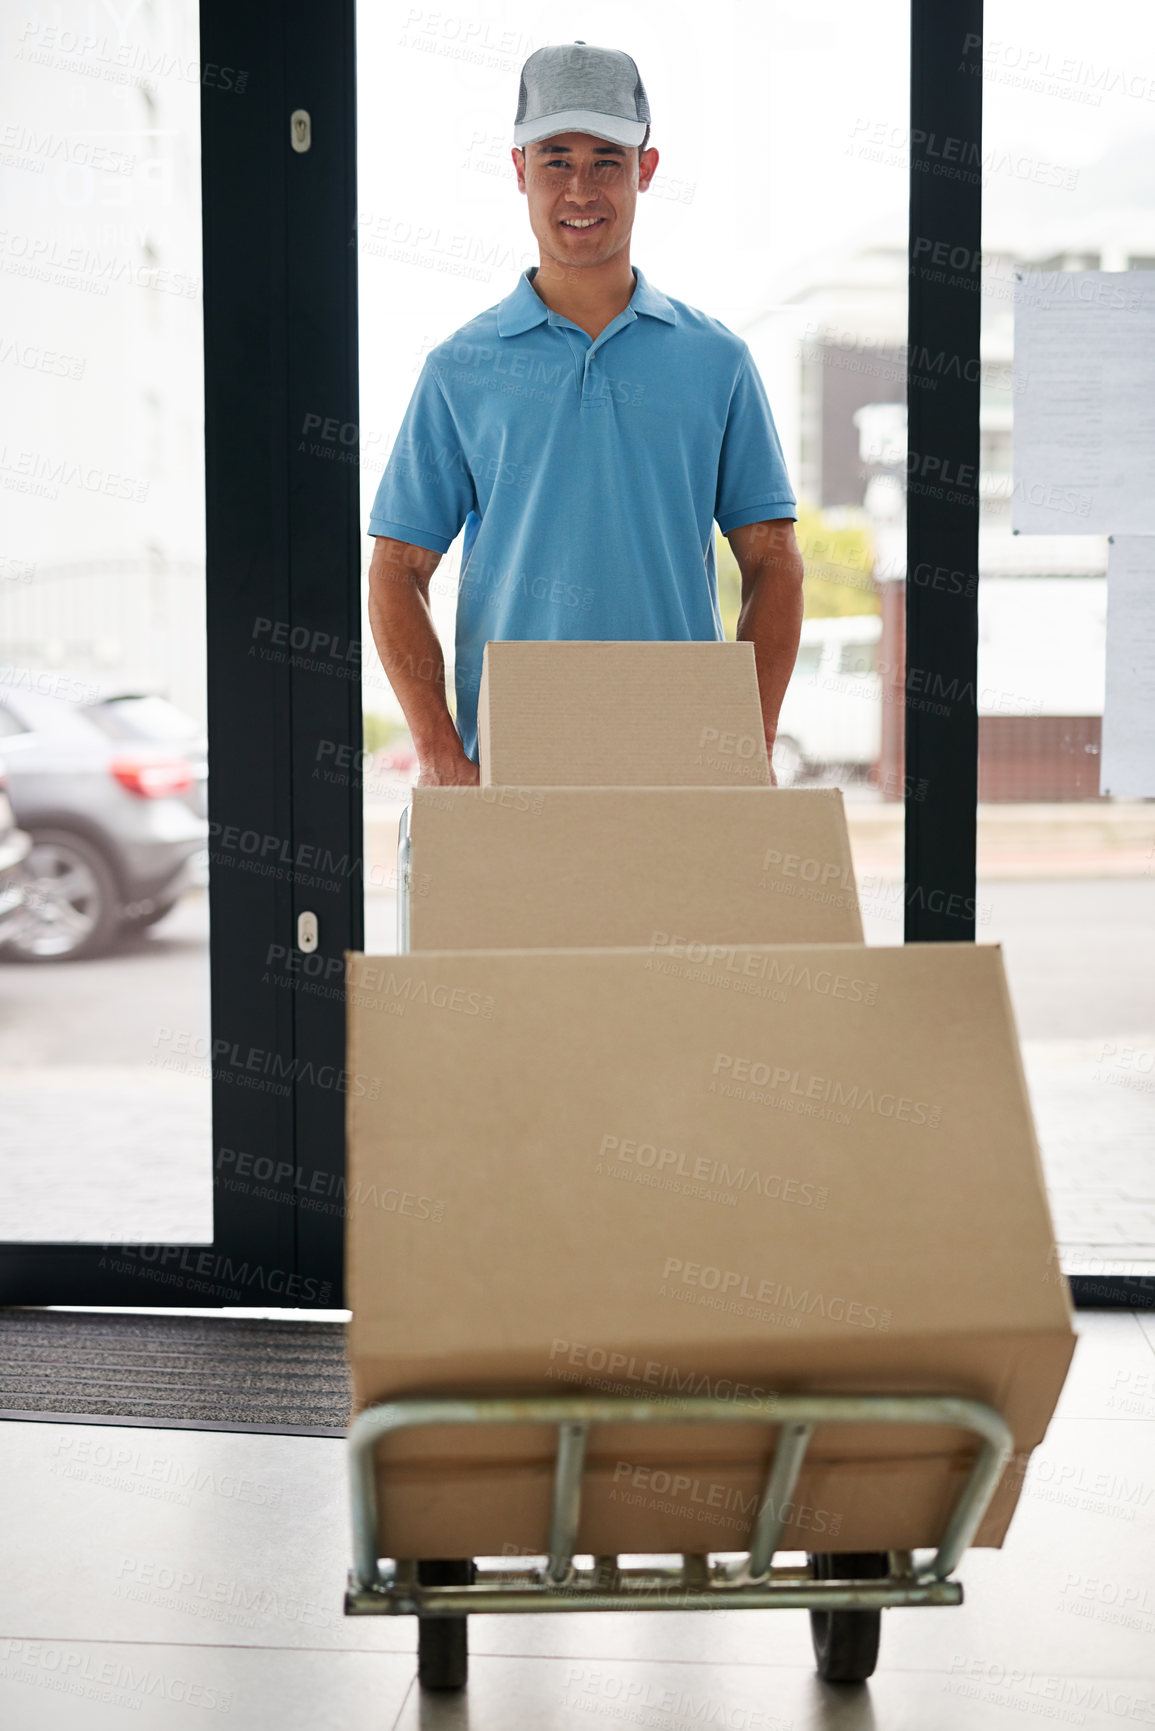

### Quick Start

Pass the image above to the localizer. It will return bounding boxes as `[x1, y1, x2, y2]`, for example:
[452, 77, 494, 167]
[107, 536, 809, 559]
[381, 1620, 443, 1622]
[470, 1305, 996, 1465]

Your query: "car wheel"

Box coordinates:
[1, 829, 123, 961]
[771, 734, 805, 787]
[120, 898, 179, 934]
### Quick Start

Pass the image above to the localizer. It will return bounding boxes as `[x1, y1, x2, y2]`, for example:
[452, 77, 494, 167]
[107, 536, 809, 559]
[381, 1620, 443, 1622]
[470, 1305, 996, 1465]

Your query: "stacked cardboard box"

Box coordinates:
[346, 642, 1075, 1560]
[478, 641, 771, 787]
[406, 786, 864, 950]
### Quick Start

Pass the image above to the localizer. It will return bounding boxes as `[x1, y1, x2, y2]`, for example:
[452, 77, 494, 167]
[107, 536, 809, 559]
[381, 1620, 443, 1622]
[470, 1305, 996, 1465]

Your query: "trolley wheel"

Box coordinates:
[808, 1551, 888, 1683]
[416, 1559, 474, 1691]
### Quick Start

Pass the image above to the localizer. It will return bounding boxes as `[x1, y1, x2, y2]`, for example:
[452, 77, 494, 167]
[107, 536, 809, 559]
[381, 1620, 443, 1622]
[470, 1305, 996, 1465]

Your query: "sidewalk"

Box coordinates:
[846, 801, 1155, 880]
[364, 795, 1155, 887]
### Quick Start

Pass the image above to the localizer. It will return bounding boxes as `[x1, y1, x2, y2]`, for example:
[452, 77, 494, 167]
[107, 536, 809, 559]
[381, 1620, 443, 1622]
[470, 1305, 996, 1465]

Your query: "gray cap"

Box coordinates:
[514, 41, 650, 150]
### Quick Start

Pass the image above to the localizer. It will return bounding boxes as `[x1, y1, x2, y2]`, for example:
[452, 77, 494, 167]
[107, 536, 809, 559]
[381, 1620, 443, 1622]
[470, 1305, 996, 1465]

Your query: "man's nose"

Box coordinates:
[562, 173, 602, 204]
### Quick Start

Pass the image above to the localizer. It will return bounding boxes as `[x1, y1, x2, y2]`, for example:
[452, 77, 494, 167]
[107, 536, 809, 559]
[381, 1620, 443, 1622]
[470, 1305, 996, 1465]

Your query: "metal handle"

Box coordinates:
[347, 1390, 1013, 1596]
[396, 802, 411, 953]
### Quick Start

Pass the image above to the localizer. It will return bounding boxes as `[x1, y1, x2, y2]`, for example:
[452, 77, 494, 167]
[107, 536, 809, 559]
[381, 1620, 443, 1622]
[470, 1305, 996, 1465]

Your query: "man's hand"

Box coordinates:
[726, 517, 805, 780]
[368, 536, 479, 784]
[416, 749, 480, 788]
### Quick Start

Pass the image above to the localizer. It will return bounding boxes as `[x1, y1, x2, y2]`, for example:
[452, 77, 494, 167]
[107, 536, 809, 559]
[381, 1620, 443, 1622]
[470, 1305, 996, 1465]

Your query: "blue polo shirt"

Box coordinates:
[368, 264, 796, 761]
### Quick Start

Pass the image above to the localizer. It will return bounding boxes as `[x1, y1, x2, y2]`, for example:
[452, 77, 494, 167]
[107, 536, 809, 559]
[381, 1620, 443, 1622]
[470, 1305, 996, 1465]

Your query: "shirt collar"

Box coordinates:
[496, 264, 677, 337]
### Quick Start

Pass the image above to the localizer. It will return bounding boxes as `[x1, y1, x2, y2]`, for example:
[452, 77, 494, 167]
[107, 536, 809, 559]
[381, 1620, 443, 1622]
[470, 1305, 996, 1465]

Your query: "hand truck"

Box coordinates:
[345, 805, 1015, 1690]
[344, 1389, 1013, 1689]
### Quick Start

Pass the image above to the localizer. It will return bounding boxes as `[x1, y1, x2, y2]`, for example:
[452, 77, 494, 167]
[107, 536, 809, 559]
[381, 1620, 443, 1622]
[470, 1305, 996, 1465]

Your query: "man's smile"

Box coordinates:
[559, 216, 607, 230]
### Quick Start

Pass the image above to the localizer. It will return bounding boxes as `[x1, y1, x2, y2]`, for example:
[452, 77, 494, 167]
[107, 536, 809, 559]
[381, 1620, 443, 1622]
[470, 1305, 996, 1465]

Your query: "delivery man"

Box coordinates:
[367, 41, 803, 787]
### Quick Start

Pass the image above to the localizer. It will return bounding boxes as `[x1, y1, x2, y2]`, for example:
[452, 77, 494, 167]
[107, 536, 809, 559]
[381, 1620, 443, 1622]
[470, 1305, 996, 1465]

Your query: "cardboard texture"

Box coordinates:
[345, 942, 1075, 1559]
[477, 640, 771, 787]
[408, 787, 864, 950]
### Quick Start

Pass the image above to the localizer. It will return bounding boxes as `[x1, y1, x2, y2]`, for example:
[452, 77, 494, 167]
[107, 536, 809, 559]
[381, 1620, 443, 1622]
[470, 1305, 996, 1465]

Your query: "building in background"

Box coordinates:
[743, 219, 1155, 798]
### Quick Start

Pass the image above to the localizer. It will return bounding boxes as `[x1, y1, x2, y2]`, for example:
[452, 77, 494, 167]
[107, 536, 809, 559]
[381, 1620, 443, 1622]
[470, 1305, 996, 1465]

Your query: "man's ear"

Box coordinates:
[511, 144, 527, 193]
[638, 145, 659, 193]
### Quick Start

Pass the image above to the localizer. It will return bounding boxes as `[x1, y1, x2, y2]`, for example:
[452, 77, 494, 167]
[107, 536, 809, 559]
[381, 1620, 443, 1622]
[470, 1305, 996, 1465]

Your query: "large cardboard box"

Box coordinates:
[477, 641, 771, 787]
[345, 943, 1075, 1559]
[408, 787, 864, 949]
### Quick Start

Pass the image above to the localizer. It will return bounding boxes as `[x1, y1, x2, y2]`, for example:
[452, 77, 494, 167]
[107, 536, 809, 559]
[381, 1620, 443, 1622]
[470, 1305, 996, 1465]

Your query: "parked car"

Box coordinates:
[0, 680, 208, 961]
[772, 615, 883, 786]
[0, 756, 32, 946]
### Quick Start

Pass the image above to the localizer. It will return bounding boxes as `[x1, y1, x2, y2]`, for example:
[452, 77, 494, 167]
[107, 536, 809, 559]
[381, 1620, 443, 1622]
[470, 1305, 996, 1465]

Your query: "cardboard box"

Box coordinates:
[345, 943, 1075, 1559]
[477, 641, 771, 787]
[408, 787, 864, 949]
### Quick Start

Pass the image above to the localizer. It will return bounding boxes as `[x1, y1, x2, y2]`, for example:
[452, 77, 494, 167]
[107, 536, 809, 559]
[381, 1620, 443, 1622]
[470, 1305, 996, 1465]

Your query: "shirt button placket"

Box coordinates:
[583, 347, 604, 408]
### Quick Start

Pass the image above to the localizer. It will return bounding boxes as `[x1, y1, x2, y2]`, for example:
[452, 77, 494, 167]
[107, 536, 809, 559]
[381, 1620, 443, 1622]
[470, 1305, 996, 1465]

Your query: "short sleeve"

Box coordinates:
[367, 359, 476, 553]
[714, 345, 797, 535]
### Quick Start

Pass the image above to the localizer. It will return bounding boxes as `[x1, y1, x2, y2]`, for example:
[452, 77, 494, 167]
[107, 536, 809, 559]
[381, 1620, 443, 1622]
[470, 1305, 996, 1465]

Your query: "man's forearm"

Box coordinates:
[732, 521, 805, 751]
[366, 537, 472, 774]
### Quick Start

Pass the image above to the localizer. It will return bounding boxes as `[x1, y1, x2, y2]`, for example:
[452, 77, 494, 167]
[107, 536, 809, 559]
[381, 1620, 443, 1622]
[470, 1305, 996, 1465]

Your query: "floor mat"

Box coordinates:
[0, 1309, 350, 1436]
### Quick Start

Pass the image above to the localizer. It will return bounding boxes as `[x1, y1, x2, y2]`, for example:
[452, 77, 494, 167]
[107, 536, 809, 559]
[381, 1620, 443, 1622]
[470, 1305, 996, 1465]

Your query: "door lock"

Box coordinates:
[290, 109, 311, 153]
[297, 910, 319, 953]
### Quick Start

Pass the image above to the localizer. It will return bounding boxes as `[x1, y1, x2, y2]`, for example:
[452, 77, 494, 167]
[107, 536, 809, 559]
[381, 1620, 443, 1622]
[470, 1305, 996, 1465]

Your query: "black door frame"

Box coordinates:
[2, 1, 1143, 1311]
[0, 0, 361, 1308]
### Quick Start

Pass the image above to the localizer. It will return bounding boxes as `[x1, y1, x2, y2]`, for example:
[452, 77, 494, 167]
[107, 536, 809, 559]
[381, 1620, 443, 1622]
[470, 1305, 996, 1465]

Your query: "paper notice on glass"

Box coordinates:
[1013, 273, 1155, 534]
[1101, 537, 1155, 797]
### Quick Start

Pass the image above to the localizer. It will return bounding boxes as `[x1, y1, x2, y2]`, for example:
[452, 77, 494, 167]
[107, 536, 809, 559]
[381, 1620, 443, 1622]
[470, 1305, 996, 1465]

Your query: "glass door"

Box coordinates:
[0, 0, 360, 1307]
[978, 0, 1155, 1290]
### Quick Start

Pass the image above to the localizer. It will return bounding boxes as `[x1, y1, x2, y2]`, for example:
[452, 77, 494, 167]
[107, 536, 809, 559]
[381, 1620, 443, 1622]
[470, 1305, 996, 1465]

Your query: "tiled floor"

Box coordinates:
[1, 1311, 1152, 1729]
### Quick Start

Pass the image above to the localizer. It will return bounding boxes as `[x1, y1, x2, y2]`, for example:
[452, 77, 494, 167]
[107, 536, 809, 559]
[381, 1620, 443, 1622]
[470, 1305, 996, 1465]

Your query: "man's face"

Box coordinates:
[512, 131, 658, 271]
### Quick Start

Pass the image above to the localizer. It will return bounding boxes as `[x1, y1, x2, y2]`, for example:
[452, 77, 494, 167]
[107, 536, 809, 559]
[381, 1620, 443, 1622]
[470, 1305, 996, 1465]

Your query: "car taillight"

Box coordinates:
[110, 757, 194, 798]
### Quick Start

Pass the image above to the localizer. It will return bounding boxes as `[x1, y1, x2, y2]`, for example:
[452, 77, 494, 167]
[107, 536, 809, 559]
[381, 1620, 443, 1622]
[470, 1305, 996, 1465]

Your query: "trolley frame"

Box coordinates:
[345, 1389, 1012, 1616]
